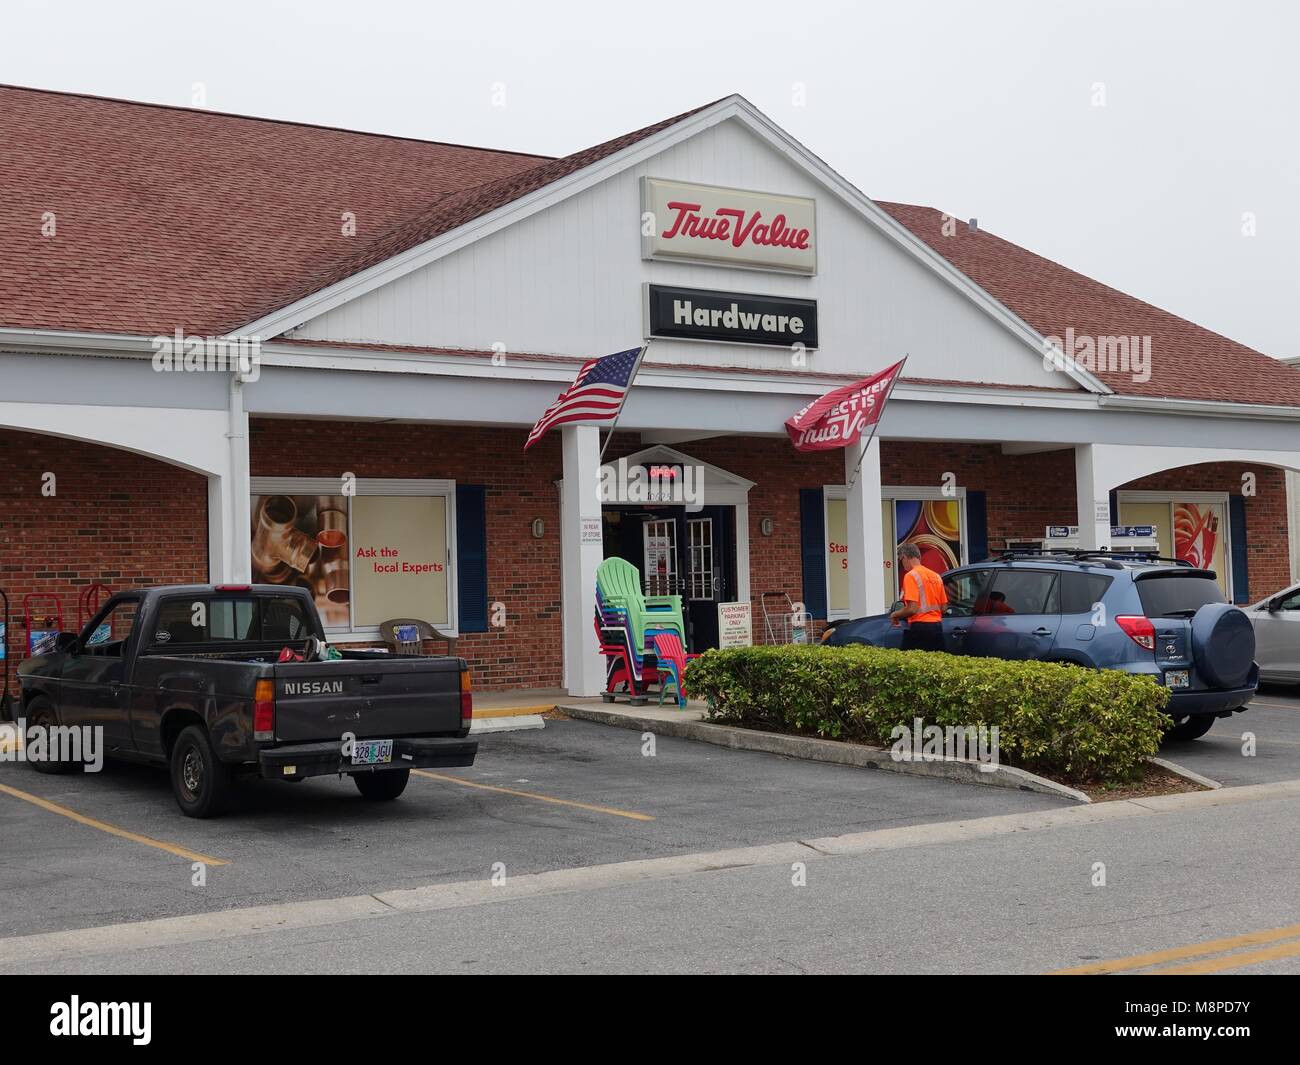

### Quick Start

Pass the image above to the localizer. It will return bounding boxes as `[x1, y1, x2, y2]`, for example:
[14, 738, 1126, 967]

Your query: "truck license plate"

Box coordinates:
[352, 739, 394, 765]
[1165, 670, 1189, 690]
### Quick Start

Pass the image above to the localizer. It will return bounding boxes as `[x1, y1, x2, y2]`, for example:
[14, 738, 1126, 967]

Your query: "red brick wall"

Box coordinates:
[250, 418, 565, 691]
[0, 428, 209, 686]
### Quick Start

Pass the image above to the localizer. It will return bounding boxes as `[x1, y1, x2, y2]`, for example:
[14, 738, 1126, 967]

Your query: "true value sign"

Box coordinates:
[641, 177, 817, 275]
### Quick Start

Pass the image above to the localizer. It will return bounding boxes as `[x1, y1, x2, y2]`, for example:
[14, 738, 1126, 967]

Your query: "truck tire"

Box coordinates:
[1165, 716, 1215, 742]
[354, 768, 410, 801]
[24, 699, 75, 774]
[170, 724, 233, 818]
[1191, 604, 1254, 689]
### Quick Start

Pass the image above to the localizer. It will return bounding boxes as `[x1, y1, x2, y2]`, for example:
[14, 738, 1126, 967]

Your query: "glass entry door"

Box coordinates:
[642, 519, 678, 597]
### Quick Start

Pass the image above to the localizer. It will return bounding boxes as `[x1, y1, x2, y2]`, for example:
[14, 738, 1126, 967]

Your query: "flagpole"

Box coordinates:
[597, 341, 650, 464]
[845, 355, 907, 493]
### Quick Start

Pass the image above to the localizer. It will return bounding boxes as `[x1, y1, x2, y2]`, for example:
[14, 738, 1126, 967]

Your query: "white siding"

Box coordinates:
[300, 118, 1068, 390]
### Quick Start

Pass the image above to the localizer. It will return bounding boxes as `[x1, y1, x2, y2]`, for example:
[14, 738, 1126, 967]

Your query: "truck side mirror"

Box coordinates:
[54, 631, 79, 654]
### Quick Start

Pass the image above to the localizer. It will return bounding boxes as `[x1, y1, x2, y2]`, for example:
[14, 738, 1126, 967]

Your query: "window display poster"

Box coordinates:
[894, 499, 962, 577]
[250, 493, 352, 628]
[826, 498, 902, 610]
[1119, 500, 1228, 594]
[351, 495, 449, 627]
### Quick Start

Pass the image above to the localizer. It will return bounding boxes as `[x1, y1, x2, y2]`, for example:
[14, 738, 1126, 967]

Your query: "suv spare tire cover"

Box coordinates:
[1190, 603, 1254, 689]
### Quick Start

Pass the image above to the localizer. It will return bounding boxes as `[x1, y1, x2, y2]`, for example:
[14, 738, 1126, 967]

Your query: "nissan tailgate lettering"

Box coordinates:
[281, 679, 346, 696]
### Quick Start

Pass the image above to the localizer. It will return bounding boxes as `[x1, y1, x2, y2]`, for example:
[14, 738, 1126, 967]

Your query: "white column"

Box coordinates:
[846, 436, 886, 618]
[208, 375, 252, 582]
[560, 425, 605, 696]
[1074, 443, 1113, 551]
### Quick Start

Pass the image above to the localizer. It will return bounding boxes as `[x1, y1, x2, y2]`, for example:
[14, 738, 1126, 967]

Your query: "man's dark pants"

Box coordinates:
[902, 621, 945, 652]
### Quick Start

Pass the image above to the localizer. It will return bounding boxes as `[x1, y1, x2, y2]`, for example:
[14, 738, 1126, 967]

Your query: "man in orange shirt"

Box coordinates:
[890, 543, 949, 652]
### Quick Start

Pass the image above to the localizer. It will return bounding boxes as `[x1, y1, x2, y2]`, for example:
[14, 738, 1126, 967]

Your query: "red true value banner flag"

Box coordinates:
[784, 358, 906, 452]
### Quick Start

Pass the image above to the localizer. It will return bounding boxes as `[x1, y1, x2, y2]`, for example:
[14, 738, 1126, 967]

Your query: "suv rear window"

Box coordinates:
[150, 596, 314, 647]
[1060, 572, 1114, 615]
[1136, 575, 1225, 617]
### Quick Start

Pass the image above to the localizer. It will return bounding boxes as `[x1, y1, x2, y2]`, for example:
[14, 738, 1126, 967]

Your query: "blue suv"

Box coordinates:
[822, 552, 1257, 741]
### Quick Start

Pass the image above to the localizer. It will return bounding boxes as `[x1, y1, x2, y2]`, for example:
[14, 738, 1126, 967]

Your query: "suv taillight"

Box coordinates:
[1116, 615, 1156, 651]
[254, 678, 275, 740]
[460, 668, 473, 725]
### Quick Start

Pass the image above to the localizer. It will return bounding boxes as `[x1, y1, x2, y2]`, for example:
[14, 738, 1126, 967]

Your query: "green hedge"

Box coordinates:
[683, 645, 1171, 783]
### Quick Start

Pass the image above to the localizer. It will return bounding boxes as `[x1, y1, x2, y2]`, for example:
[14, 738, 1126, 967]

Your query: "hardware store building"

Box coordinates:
[3, 85, 1300, 694]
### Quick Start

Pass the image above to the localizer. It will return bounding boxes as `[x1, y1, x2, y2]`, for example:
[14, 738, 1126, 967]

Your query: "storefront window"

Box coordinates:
[250, 480, 455, 633]
[1117, 495, 1230, 595]
[824, 490, 965, 616]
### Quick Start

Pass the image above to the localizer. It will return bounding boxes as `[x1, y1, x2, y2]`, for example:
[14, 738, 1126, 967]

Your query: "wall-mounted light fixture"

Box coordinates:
[760, 517, 774, 537]
[531, 518, 546, 539]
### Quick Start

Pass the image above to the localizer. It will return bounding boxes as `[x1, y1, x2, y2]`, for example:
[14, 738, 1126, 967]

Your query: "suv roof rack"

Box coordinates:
[994, 549, 1195, 570]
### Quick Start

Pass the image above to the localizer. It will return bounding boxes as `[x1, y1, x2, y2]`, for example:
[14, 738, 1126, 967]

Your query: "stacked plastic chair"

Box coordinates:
[595, 558, 687, 705]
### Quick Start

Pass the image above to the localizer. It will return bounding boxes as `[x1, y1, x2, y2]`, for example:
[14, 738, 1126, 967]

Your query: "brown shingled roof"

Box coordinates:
[2, 84, 1295, 409]
[877, 202, 1300, 407]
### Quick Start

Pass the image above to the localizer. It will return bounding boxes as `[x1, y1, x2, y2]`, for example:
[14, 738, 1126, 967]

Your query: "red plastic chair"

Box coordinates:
[651, 631, 698, 709]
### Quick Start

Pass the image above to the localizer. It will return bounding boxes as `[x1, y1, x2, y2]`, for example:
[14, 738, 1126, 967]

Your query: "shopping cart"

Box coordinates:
[760, 591, 808, 645]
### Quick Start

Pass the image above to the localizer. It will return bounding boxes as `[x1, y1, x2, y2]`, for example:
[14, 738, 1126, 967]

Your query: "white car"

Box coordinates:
[1245, 583, 1300, 684]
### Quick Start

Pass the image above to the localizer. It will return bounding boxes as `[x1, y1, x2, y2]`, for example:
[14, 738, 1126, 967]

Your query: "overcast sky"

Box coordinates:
[5, 0, 1296, 358]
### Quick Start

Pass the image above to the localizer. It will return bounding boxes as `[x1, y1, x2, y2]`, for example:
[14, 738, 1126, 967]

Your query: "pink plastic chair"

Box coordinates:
[651, 631, 697, 709]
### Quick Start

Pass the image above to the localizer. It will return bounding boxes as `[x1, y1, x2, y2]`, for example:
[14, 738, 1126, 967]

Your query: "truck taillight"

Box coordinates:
[460, 668, 473, 724]
[254, 678, 275, 740]
[1116, 615, 1156, 651]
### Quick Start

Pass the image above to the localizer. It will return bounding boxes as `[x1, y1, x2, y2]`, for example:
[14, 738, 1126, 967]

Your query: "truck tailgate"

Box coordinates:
[272, 657, 463, 742]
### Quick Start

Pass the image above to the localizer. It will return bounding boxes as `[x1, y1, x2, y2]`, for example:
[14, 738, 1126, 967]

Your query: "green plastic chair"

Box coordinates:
[596, 557, 684, 656]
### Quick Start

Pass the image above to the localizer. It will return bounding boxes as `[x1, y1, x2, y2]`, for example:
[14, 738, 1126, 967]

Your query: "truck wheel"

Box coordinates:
[354, 768, 410, 801]
[170, 725, 233, 818]
[24, 700, 75, 774]
[1165, 716, 1215, 742]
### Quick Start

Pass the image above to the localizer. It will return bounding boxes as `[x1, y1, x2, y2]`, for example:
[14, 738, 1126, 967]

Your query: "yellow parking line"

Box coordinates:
[1248, 701, 1300, 711]
[411, 769, 654, 822]
[0, 782, 229, 865]
[1150, 937, 1300, 975]
[1050, 921, 1300, 974]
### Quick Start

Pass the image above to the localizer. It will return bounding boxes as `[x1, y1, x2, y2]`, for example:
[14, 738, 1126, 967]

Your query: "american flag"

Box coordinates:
[523, 346, 645, 451]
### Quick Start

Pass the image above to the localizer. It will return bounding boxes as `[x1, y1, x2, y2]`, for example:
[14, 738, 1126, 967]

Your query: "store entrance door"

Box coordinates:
[605, 505, 734, 653]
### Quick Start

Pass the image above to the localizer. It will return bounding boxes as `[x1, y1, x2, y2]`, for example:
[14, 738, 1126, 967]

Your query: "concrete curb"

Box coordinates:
[1147, 754, 1222, 790]
[557, 704, 1091, 804]
[469, 715, 546, 734]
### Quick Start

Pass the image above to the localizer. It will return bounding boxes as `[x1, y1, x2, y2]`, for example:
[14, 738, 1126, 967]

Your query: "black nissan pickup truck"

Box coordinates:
[16, 584, 477, 817]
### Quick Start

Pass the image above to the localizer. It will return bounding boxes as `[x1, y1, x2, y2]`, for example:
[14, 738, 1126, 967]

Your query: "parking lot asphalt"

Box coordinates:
[1159, 683, 1300, 786]
[0, 718, 1071, 939]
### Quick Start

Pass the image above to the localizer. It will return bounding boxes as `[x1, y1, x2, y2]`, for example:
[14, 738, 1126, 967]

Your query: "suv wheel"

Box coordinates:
[169, 724, 233, 818]
[1165, 716, 1215, 742]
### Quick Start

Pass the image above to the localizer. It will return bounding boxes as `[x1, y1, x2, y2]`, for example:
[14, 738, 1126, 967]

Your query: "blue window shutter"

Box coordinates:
[966, 491, 988, 562]
[1229, 495, 1249, 604]
[799, 488, 827, 620]
[1109, 490, 1118, 526]
[456, 485, 489, 632]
